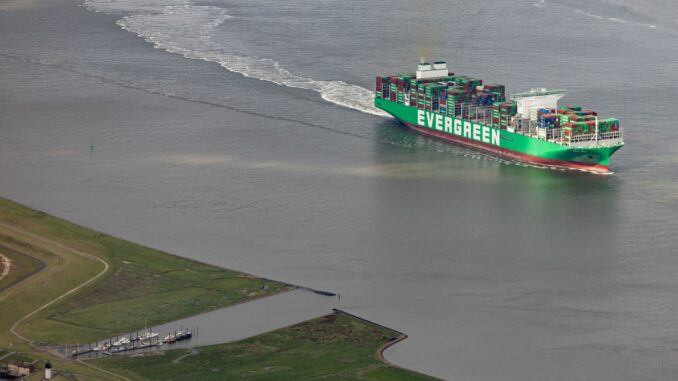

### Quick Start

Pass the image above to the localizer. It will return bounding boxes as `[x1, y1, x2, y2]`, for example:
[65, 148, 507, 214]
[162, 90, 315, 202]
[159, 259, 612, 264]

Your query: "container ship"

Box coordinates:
[374, 61, 624, 173]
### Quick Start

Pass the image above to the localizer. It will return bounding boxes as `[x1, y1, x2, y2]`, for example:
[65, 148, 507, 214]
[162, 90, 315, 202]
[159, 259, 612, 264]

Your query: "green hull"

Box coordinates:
[375, 98, 623, 173]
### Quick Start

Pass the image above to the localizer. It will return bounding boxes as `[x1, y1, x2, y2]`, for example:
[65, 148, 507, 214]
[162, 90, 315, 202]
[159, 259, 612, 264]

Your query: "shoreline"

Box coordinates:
[0, 196, 434, 380]
[90, 310, 440, 381]
[0, 195, 293, 342]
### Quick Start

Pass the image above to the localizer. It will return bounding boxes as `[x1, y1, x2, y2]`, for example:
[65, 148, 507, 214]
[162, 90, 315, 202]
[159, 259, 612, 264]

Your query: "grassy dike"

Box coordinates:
[93, 311, 438, 381]
[0, 197, 438, 380]
[0, 197, 288, 380]
[0, 197, 289, 345]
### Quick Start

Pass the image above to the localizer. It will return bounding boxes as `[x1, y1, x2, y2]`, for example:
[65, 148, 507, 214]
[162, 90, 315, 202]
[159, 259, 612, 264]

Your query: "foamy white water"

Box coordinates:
[5, 0, 678, 379]
[83, 0, 389, 117]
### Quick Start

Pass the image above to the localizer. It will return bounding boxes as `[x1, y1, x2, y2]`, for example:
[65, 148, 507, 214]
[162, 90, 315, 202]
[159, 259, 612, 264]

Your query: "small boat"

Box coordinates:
[113, 336, 131, 347]
[162, 334, 176, 344]
[137, 341, 149, 349]
[176, 329, 192, 341]
[138, 331, 159, 341]
[94, 342, 111, 352]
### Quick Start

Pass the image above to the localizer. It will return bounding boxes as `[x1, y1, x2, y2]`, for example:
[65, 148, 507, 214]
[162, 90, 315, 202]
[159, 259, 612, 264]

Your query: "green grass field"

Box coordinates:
[0, 241, 44, 292]
[0, 197, 289, 345]
[0, 197, 289, 380]
[0, 197, 437, 381]
[93, 311, 438, 381]
[20, 240, 287, 344]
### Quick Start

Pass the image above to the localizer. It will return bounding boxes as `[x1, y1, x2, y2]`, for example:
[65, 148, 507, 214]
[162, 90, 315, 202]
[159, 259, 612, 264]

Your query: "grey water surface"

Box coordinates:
[1, 0, 678, 379]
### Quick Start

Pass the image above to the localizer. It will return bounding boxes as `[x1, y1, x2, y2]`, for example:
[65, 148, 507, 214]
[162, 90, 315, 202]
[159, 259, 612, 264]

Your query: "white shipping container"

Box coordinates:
[417, 62, 448, 80]
[432, 61, 447, 70]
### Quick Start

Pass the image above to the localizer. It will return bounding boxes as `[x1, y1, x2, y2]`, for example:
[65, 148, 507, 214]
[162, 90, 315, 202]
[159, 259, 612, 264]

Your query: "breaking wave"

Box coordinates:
[82, 0, 388, 117]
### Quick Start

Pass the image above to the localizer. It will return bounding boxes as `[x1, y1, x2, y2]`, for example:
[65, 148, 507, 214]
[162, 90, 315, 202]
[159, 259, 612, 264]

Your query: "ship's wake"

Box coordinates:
[534, 0, 668, 30]
[82, 0, 388, 117]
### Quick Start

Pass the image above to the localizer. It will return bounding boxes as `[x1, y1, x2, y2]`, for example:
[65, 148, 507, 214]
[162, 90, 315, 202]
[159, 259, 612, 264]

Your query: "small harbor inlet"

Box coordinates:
[65, 289, 336, 358]
[69, 327, 194, 358]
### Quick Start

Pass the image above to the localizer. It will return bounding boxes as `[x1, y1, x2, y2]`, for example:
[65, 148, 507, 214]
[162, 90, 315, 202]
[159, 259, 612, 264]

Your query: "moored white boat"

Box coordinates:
[138, 330, 159, 341]
[113, 336, 131, 347]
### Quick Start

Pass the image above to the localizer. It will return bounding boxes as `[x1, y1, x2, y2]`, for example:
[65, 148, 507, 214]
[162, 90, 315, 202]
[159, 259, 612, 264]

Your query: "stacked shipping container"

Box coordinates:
[492, 102, 517, 130]
[375, 71, 620, 143]
[555, 106, 620, 143]
[375, 72, 510, 120]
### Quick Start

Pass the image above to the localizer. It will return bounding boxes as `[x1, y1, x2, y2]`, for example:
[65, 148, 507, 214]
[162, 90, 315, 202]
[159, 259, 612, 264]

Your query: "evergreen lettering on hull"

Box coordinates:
[374, 98, 622, 171]
[416, 109, 501, 147]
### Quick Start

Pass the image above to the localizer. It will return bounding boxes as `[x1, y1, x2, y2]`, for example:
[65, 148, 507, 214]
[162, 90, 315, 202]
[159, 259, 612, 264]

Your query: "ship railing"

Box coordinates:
[566, 131, 623, 143]
[428, 103, 493, 125]
[567, 133, 597, 144]
[456, 103, 494, 125]
[565, 129, 624, 147]
[514, 118, 529, 134]
[598, 130, 623, 140]
[542, 128, 562, 141]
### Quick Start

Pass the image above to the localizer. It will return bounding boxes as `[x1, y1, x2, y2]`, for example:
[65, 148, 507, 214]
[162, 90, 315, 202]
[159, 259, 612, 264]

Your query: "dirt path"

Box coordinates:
[0, 351, 16, 361]
[0, 221, 110, 344]
[0, 221, 130, 380]
[0, 251, 10, 282]
[77, 358, 133, 381]
[377, 333, 408, 365]
[173, 348, 199, 364]
[331, 308, 429, 376]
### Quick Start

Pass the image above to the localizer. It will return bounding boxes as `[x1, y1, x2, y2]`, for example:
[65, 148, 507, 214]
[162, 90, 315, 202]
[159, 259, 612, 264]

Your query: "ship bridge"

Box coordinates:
[416, 61, 448, 80]
[510, 88, 567, 117]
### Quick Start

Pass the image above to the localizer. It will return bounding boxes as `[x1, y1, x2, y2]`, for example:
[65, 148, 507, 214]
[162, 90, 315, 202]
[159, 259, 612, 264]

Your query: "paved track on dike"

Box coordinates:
[0, 221, 131, 381]
[0, 221, 335, 380]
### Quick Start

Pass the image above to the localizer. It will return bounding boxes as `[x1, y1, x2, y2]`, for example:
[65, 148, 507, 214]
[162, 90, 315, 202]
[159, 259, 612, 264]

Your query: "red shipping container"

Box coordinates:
[375, 77, 383, 92]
